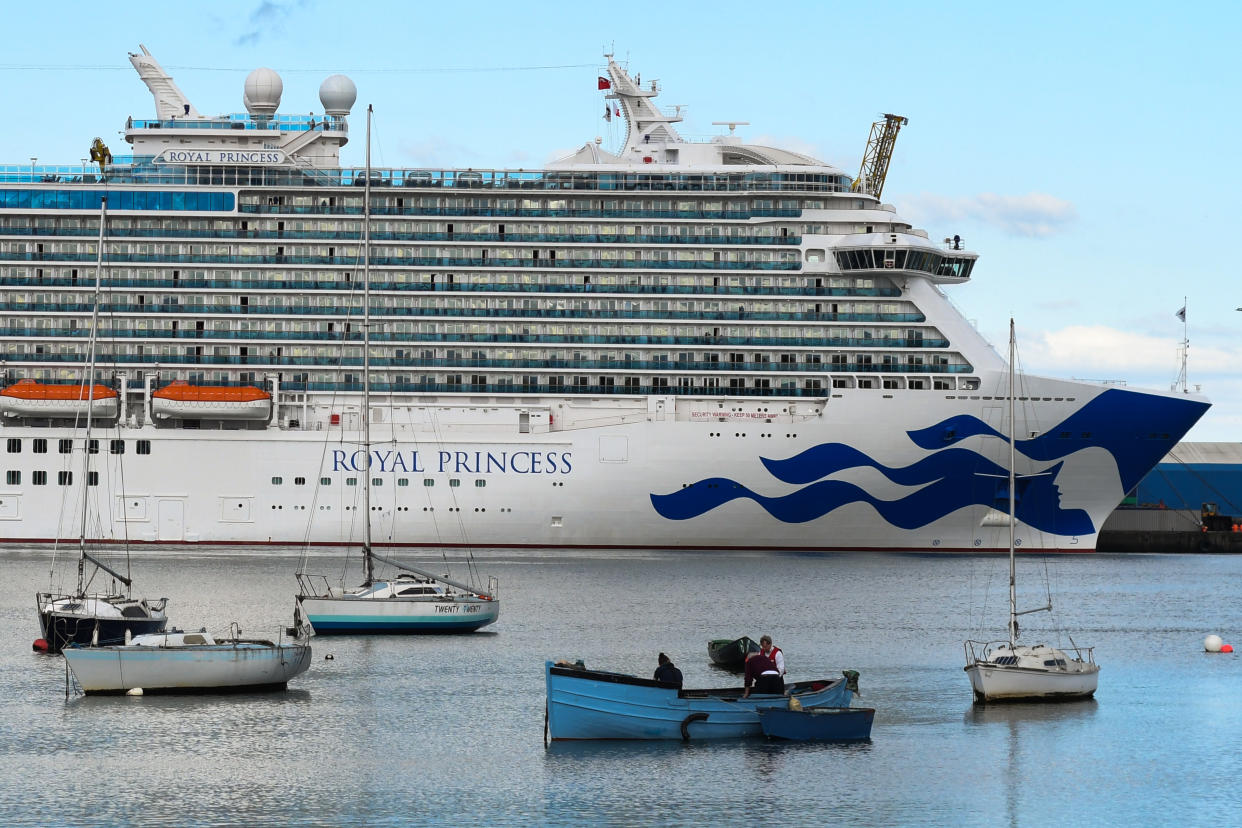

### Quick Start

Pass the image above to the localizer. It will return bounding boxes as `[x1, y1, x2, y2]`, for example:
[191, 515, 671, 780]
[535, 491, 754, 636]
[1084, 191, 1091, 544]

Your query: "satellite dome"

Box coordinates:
[319, 75, 357, 116]
[243, 67, 283, 116]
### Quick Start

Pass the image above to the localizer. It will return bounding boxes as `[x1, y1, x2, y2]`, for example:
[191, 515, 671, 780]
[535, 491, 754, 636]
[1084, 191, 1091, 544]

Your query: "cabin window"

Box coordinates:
[58, 471, 72, 486]
[88, 439, 99, 455]
[475, 480, 486, 487]
[372, 478, 382, 488]
[136, 440, 152, 455]
[294, 477, 306, 486]
[320, 477, 331, 486]
[271, 477, 283, 485]
[397, 478, 409, 487]
[33, 439, 47, 454]
[88, 471, 98, 486]
[5, 439, 19, 454]
[346, 477, 357, 486]
[59, 439, 73, 454]
[5, 471, 18, 485]
[32, 470, 47, 486]
[111, 439, 125, 455]
[184, 634, 208, 645]
[449, 478, 461, 487]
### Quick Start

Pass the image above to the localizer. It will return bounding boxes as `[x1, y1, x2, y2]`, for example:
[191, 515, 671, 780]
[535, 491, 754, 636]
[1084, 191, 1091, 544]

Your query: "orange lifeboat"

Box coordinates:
[0, 379, 119, 418]
[151, 381, 272, 421]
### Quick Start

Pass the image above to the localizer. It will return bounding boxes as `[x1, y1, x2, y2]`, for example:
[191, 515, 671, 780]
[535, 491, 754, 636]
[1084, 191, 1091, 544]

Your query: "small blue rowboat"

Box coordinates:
[545, 661, 859, 741]
[758, 706, 875, 741]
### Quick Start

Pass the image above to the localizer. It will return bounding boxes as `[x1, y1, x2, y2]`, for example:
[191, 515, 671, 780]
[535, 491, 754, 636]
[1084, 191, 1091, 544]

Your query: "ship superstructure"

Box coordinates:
[0, 48, 1208, 551]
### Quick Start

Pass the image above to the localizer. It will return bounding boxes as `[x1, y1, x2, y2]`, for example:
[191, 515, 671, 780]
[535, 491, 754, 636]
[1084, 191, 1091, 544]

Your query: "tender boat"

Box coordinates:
[707, 636, 760, 671]
[758, 705, 875, 741]
[62, 628, 311, 694]
[963, 321, 1100, 702]
[544, 660, 858, 741]
[1, 379, 118, 419]
[151, 381, 271, 421]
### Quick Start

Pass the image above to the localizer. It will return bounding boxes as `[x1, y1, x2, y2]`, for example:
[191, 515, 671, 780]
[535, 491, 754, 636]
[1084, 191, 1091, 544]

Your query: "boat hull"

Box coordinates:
[297, 595, 499, 633]
[0, 379, 1209, 552]
[758, 706, 875, 741]
[707, 636, 759, 670]
[545, 661, 855, 740]
[63, 641, 311, 694]
[965, 662, 1099, 702]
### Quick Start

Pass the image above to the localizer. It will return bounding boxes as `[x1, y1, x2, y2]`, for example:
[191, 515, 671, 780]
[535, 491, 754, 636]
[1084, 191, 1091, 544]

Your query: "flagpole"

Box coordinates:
[1175, 297, 1188, 394]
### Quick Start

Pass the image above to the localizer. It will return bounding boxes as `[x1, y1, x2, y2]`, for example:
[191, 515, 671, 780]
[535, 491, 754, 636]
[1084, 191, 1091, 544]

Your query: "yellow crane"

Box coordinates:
[850, 114, 908, 200]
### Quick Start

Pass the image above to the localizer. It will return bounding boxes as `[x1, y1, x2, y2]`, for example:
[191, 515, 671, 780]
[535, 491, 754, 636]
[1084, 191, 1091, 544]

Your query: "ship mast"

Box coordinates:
[603, 56, 684, 154]
[362, 104, 374, 586]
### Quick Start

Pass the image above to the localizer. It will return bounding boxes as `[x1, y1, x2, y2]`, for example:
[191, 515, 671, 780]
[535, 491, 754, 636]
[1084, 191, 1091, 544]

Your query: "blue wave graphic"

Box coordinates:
[650, 388, 1209, 534]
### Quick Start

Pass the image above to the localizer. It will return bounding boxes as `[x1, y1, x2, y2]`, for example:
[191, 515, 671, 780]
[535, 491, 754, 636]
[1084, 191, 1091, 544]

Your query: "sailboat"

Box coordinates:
[293, 106, 499, 634]
[36, 183, 168, 654]
[963, 319, 1099, 703]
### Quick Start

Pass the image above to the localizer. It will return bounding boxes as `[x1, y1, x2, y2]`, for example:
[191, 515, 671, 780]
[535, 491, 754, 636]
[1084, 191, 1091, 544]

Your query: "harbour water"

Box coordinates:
[2, 546, 1240, 826]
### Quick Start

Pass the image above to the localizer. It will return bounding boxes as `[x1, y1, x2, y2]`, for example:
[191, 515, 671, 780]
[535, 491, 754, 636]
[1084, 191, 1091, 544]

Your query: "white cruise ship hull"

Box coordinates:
[0, 375, 1207, 552]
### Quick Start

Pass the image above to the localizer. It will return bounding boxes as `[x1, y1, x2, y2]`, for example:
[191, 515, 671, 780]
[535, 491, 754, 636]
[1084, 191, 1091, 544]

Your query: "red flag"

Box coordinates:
[597, 76, 611, 90]
[615, 107, 621, 116]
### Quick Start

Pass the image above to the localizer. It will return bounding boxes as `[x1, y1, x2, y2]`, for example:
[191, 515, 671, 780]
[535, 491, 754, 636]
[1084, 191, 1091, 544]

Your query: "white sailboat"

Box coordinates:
[293, 106, 500, 634]
[964, 320, 1099, 703]
[63, 626, 311, 694]
[37, 179, 168, 653]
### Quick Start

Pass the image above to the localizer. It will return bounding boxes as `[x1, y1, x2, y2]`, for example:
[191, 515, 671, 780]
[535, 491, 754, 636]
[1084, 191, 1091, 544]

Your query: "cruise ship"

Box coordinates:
[0, 47, 1210, 552]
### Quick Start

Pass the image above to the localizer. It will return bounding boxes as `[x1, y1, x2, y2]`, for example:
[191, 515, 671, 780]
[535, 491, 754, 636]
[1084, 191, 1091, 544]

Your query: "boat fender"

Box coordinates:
[680, 712, 709, 741]
[32, 638, 49, 653]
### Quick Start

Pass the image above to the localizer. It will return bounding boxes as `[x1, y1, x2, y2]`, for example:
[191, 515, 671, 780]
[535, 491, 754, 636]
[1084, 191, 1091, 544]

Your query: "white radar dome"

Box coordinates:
[244, 67, 283, 116]
[319, 74, 357, 116]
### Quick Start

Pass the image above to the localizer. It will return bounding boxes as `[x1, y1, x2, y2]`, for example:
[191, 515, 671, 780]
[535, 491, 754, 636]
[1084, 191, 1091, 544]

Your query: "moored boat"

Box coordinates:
[758, 706, 875, 741]
[296, 569, 499, 633]
[963, 321, 1100, 703]
[544, 660, 858, 740]
[38, 593, 168, 653]
[62, 628, 311, 694]
[151, 381, 271, 421]
[707, 636, 760, 670]
[292, 108, 500, 636]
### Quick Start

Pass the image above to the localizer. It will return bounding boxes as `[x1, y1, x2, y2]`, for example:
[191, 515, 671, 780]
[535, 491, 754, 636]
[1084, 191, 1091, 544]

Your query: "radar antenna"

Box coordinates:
[851, 113, 908, 199]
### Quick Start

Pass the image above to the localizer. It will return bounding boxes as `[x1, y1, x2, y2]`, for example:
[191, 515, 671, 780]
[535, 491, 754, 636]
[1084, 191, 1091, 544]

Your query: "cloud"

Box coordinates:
[1020, 324, 1240, 375]
[235, 0, 309, 46]
[905, 192, 1077, 238]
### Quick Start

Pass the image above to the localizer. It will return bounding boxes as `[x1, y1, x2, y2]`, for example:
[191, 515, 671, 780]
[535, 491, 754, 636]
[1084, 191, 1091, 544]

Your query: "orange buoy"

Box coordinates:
[1222, 644, 1235, 654]
[32, 638, 49, 652]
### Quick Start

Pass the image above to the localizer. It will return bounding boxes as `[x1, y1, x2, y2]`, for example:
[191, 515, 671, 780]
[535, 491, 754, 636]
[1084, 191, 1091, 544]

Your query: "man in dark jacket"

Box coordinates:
[654, 652, 683, 688]
[743, 650, 784, 697]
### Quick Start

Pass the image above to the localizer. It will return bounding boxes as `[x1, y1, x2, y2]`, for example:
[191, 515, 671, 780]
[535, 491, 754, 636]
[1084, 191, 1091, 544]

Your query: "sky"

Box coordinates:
[4, 0, 1239, 441]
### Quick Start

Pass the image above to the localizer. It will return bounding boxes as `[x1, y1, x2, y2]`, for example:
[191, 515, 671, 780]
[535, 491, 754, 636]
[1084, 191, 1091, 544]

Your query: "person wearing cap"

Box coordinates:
[742, 650, 783, 697]
[759, 635, 785, 677]
[653, 652, 683, 688]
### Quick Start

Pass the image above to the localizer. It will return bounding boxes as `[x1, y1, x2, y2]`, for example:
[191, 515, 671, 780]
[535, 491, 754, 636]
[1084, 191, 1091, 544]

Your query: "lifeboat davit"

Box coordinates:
[151, 381, 271, 421]
[0, 378, 119, 418]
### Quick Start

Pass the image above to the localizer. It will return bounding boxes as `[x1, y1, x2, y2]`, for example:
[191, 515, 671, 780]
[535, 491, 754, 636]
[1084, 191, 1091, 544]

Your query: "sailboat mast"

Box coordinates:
[362, 105, 374, 586]
[1007, 318, 1017, 645]
[76, 197, 108, 597]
